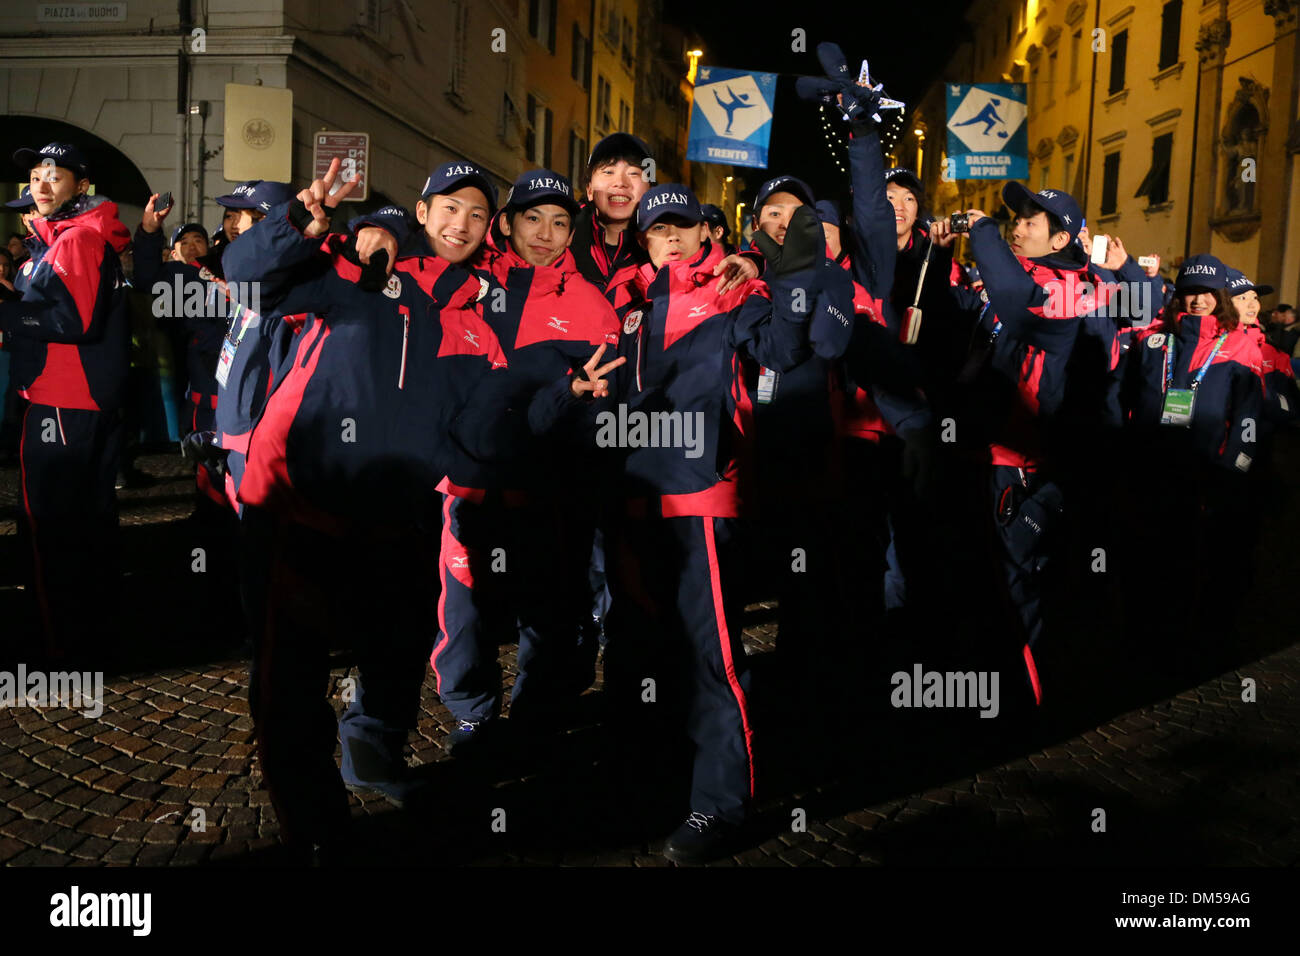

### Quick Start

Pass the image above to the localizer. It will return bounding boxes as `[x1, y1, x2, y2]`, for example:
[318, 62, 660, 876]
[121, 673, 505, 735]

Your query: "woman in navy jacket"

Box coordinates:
[1120, 254, 1263, 644]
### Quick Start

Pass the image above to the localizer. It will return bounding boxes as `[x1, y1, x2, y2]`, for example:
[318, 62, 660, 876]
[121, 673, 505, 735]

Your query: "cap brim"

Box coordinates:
[638, 209, 704, 232]
[507, 193, 580, 218]
[14, 148, 87, 179]
[5, 198, 35, 209]
[425, 175, 498, 213]
[1254, 284, 1275, 296]
[214, 194, 254, 209]
[1000, 181, 1035, 212]
[588, 133, 651, 169]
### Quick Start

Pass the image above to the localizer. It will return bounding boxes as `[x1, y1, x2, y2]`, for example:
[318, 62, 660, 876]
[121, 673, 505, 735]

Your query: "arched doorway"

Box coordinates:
[1, 116, 151, 238]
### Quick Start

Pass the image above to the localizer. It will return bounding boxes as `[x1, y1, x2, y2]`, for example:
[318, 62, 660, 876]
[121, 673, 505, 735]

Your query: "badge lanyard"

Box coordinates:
[1164, 331, 1228, 395]
[1160, 330, 1226, 427]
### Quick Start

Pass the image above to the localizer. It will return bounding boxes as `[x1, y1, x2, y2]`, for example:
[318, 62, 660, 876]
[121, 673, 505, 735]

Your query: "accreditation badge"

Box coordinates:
[1160, 387, 1195, 427]
[215, 337, 237, 389]
[756, 366, 779, 405]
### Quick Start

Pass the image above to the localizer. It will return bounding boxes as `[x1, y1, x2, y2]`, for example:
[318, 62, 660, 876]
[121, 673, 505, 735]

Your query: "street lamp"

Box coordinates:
[687, 48, 703, 85]
[914, 128, 925, 180]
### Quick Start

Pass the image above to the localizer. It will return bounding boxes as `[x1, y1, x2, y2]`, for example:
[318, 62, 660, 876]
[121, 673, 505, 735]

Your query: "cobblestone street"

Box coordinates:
[1, 445, 1297, 867]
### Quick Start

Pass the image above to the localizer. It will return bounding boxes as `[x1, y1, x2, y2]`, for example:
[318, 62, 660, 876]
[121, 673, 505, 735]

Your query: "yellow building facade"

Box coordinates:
[912, 0, 1300, 307]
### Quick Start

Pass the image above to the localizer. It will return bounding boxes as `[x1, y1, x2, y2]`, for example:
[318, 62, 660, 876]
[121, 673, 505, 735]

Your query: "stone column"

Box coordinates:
[1189, 11, 1231, 255]
[1261, 0, 1300, 305]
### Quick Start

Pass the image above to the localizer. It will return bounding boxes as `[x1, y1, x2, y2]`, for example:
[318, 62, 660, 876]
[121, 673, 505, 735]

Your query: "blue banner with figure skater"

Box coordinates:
[687, 66, 778, 170]
[945, 83, 1028, 180]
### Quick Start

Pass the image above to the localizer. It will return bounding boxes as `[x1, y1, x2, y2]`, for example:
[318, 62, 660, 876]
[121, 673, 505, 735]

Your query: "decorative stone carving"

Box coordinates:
[1036, 137, 1055, 159]
[1065, 1, 1087, 25]
[1263, 0, 1298, 30]
[1196, 19, 1231, 66]
[1057, 125, 1080, 148]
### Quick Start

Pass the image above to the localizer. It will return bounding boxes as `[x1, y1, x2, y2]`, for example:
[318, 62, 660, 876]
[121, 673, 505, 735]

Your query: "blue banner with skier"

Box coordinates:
[687, 66, 778, 170]
[945, 83, 1028, 180]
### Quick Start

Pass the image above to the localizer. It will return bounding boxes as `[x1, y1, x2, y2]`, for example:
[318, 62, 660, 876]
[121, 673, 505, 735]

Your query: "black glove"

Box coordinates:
[753, 206, 824, 276]
[180, 430, 230, 480]
[794, 42, 890, 136]
[287, 196, 328, 235]
[339, 237, 391, 293]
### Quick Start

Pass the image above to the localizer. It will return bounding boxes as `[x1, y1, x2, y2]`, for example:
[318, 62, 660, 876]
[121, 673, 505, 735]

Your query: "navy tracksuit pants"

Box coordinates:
[14, 403, 121, 660]
[242, 510, 435, 847]
[432, 492, 595, 725]
[988, 464, 1064, 707]
[602, 513, 756, 824]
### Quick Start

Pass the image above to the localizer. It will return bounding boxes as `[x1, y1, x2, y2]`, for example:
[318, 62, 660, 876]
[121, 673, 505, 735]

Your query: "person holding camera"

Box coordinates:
[954, 183, 1098, 711]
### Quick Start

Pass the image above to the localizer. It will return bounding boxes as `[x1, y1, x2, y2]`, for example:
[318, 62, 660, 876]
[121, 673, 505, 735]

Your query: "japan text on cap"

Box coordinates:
[14, 142, 90, 181]
[421, 162, 498, 212]
[504, 170, 579, 216]
[636, 183, 704, 231]
[1225, 267, 1273, 298]
[214, 181, 296, 211]
[883, 168, 923, 199]
[586, 132, 653, 171]
[1001, 182, 1083, 241]
[755, 175, 816, 212]
[1175, 254, 1227, 292]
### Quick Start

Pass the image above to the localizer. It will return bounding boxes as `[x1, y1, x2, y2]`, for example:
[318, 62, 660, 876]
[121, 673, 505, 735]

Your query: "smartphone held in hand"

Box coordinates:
[1090, 234, 1109, 265]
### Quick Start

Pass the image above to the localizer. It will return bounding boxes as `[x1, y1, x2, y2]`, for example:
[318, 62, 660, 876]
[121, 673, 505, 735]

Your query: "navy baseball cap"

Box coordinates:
[504, 169, 579, 217]
[1001, 182, 1083, 241]
[586, 132, 653, 171]
[755, 175, 816, 212]
[421, 161, 498, 212]
[814, 200, 841, 226]
[636, 183, 704, 231]
[884, 168, 924, 199]
[5, 186, 34, 210]
[170, 222, 208, 246]
[214, 180, 295, 212]
[700, 203, 730, 236]
[967, 265, 982, 284]
[1225, 266, 1273, 298]
[14, 142, 90, 180]
[1175, 254, 1227, 292]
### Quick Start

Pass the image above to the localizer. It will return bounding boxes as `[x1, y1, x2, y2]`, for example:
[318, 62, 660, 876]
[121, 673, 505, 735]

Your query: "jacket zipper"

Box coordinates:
[397, 305, 410, 389]
[635, 324, 644, 393]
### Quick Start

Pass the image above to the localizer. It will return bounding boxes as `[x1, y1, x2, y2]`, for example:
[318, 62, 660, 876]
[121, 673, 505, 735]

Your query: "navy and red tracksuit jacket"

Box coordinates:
[0, 195, 131, 411]
[963, 220, 1101, 468]
[571, 202, 766, 313]
[222, 202, 510, 535]
[442, 243, 620, 499]
[532, 239, 846, 517]
[1244, 324, 1300, 426]
[1120, 313, 1263, 474]
[131, 227, 233, 427]
[833, 123, 933, 449]
[570, 203, 646, 312]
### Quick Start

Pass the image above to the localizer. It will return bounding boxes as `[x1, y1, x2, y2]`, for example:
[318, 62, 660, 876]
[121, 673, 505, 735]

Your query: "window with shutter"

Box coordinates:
[1158, 0, 1181, 71]
[1108, 30, 1128, 94]
[1101, 152, 1121, 215]
[1135, 132, 1173, 206]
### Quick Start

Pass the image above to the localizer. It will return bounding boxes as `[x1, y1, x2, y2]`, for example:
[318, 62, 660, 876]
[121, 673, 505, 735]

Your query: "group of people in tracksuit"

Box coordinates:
[3, 39, 1294, 865]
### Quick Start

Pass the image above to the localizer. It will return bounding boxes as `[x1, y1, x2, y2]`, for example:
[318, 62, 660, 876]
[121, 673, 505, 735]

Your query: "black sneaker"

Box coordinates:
[443, 718, 494, 758]
[663, 811, 738, 865]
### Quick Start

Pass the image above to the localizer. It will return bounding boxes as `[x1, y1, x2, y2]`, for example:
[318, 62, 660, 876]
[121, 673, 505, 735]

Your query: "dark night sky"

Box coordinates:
[662, 2, 972, 208]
